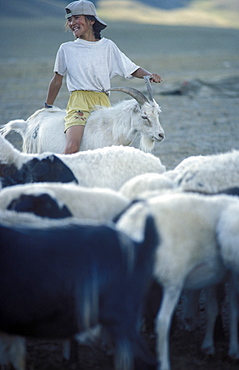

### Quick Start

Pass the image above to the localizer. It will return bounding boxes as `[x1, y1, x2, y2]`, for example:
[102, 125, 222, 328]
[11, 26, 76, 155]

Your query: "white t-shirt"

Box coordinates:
[54, 37, 140, 93]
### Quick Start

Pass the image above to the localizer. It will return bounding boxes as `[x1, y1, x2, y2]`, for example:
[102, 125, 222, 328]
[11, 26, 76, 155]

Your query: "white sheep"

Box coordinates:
[119, 172, 175, 200]
[167, 150, 239, 193]
[117, 149, 239, 201]
[0, 182, 130, 223]
[116, 192, 239, 370]
[217, 202, 239, 360]
[0, 209, 93, 229]
[0, 86, 164, 154]
[0, 135, 166, 190]
[118, 149, 239, 201]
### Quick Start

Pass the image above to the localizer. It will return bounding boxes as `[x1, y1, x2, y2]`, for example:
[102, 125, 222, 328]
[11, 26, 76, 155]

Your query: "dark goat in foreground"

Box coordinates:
[0, 215, 158, 370]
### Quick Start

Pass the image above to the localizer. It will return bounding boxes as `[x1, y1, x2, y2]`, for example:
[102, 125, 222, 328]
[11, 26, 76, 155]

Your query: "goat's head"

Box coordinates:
[106, 82, 165, 153]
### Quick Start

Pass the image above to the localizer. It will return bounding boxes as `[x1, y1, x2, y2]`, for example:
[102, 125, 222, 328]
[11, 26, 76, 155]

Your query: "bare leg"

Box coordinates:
[64, 125, 85, 154]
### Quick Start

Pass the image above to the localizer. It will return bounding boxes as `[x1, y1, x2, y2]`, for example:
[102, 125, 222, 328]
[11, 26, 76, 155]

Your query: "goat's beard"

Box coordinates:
[139, 136, 155, 153]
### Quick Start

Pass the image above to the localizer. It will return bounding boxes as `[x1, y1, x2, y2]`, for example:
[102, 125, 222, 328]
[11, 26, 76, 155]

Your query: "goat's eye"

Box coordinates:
[142, 115, 151, 126]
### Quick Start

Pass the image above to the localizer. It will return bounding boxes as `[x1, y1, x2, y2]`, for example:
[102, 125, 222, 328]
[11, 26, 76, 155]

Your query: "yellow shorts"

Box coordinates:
[64, 90, 111, 132]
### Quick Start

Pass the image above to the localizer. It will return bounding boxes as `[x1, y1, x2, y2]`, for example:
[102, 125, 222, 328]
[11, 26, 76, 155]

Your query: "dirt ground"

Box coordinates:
[0, 19, 239, 369]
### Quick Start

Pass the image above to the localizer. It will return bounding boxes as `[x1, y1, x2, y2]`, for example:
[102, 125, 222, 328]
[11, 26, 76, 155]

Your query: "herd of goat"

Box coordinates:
[0, 81, 239, 370]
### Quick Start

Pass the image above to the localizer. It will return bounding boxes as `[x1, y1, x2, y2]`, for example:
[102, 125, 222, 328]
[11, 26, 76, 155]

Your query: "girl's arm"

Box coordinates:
[45, 72, 63, 107]
[132, 67, 162, 83]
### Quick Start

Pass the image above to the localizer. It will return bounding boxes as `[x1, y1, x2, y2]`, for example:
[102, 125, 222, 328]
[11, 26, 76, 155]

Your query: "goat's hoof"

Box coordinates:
[182, 318, 197, 332]
[201, 345, 215, 355]
[228, 349, 239, 360]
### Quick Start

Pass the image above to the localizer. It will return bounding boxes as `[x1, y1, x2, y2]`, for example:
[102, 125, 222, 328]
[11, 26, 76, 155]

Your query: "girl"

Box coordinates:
[45, 0, 162, 154]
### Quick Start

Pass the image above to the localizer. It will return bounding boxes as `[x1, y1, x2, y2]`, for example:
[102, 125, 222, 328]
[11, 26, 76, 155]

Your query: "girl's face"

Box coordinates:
[67, 15, 95, 40]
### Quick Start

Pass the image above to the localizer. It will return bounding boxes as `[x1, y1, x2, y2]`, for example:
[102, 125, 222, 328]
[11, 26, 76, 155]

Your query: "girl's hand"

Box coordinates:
[150, 73, 163, 83]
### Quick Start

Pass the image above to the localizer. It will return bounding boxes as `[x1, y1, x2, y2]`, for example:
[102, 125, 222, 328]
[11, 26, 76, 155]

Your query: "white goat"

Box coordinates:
[167, 150, 239, 193]
[0, 85, 164, 154]
[217, 202, 239, 360]
[0, 182, 130, 223]
[116, 192, 239, 370]
[0, 135, 166, 190]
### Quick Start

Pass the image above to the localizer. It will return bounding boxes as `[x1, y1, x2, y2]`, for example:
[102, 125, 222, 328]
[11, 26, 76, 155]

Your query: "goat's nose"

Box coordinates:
[159, 132, 165, 141]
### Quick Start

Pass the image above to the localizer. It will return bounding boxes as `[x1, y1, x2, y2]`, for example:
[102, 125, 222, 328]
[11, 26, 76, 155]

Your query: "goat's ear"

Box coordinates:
[133, 103, 141, 113]
[122, 101, 139, 113]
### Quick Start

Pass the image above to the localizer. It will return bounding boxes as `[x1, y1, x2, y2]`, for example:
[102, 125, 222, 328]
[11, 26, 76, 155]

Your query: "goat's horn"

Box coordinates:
[143, 75, 154, 102]
[105, 87, 149, 106]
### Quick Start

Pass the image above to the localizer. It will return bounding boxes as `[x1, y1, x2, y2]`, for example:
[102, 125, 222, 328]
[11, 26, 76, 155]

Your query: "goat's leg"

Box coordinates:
[201, 286, 219, 355]
[0, 334, 26, 370]
[181, 289, 200, 331]
[155, 285, 182, 370]
[228, 273, 239, 359]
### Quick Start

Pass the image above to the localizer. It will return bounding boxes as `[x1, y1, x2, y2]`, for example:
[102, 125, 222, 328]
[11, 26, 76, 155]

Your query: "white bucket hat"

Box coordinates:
[65, 0, 107, 30]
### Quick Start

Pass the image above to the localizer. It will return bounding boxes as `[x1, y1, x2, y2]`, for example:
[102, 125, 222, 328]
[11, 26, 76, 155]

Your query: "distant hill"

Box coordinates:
[1, 0, 239, 29]
[138, 0, 192, 9]
[99, 0, 239, 29]
[0, 0, 195, 19]
[0, 0, 65, 18]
